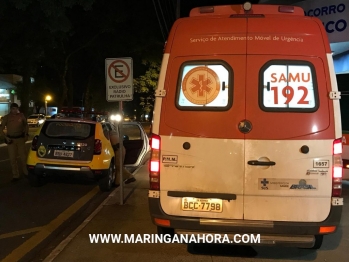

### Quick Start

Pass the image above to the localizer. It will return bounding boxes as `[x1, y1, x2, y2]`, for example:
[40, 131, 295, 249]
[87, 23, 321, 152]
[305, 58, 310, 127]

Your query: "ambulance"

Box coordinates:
[148, 2, 344, 249]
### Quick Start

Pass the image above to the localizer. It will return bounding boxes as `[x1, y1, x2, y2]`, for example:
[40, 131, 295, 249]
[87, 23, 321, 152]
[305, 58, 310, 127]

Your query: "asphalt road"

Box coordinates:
[45, 164, 349, 262]
[0, 123, 151, 262]
[0, 141, 111, 262]
[2, 123, 347, 261]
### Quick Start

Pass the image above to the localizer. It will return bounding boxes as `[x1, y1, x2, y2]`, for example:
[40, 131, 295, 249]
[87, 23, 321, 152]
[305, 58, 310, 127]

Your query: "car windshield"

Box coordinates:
[44, 121, 93, 138]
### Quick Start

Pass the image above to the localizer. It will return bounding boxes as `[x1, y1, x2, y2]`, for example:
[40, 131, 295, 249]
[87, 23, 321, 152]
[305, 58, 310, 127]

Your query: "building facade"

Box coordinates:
[0, 74, 22, 117]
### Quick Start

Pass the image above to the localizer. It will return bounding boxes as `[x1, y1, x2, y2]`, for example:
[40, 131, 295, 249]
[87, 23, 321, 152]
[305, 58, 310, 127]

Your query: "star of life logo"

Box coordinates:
[182, 66, 220, 105]
[89, 233, 261, 244]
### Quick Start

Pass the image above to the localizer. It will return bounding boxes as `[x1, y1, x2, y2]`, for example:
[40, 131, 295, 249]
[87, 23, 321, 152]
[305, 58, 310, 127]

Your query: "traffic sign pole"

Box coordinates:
[105, 58, 133, 205]
[119, 101, 124, 205]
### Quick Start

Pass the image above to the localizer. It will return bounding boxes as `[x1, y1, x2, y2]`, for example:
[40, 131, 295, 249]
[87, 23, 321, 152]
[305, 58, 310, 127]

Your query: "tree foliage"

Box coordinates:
[133, 61, 160, 119]
[0, 0, 165, 116]
[0, 0, 95, 115]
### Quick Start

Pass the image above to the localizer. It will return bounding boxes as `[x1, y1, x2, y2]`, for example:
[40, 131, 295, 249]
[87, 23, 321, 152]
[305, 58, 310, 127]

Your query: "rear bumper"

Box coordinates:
[148, 197, 342, 247]
[175, 230, 316, 247]
[28, 164, 108, 179]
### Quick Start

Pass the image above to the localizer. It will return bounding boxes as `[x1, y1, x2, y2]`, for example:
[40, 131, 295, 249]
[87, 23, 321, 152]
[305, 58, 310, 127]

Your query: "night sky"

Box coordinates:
[1, 0, 348, 123]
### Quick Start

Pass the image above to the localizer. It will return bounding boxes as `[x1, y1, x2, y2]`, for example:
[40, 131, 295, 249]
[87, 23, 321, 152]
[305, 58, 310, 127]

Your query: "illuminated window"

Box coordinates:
[176, 61, 233, 110]
[260, 61, 319, 112]
[0, 89, 10, 101]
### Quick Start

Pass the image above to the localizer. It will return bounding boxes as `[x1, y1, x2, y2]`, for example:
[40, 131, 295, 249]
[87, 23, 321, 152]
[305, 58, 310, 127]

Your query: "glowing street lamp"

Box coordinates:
[45, 95, 51, 116]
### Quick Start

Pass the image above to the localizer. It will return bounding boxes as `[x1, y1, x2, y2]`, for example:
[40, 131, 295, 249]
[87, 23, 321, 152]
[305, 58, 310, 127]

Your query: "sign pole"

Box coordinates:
[105, 57, 133, 205]
[119, 101, 124, 205]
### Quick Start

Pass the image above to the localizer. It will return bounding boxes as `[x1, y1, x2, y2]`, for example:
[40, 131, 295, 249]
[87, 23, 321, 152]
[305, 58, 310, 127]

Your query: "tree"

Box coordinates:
[0, 0, 164, 116]
[133, 60, 161, 121]
[0, 0, 95, 115]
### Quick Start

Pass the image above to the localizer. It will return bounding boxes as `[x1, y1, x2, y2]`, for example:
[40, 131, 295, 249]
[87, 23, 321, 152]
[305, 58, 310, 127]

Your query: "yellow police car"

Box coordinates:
[27, 117, 150, 191]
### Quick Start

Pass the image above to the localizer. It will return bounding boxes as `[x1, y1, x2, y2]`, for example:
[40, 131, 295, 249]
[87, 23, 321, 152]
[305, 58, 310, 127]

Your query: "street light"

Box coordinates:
[45, 95, 51, 116]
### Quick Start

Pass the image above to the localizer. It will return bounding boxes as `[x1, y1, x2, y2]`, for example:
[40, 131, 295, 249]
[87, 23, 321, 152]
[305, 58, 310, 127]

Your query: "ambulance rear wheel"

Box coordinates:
[310, 235, 323, 249]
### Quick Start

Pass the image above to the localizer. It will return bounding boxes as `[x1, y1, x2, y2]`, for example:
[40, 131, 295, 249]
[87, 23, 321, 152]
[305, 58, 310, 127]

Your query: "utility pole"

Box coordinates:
[176, 0, 180, 19]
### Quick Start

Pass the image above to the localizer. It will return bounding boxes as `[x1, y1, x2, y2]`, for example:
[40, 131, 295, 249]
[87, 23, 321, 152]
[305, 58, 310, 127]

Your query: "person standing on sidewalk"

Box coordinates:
[109, 124, 136, 186]
[0, 103, 29, 182]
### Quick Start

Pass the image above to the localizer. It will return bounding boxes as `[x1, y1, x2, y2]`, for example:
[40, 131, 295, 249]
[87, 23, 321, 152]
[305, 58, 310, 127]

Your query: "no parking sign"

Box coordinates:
[105, 58, 133, 101]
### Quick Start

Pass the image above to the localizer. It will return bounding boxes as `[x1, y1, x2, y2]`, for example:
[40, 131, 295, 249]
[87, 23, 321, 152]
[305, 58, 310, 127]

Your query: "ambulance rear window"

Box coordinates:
[260, 61, 319, 112]
[176, 61, 233, 110]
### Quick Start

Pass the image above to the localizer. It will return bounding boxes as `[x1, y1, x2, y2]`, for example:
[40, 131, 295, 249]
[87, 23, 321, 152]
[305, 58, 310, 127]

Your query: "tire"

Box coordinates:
[98, 163, 115, 192]
[28, 172, 42, 187]
[157, 226, 175, 238]
[310, 235, 323, 249]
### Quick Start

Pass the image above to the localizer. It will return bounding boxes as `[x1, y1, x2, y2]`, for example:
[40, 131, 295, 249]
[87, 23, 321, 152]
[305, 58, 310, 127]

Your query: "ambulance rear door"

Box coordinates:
[243, 54, 333, 222]
[158, 54, 247, 220]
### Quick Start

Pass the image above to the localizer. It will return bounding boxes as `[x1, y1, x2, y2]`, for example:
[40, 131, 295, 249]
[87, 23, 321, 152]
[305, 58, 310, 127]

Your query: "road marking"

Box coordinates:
[43, 165, 145, 262]
[0, 227, 43, 240]
[2, 186, 99, 262]
[43, 186, 119, 262]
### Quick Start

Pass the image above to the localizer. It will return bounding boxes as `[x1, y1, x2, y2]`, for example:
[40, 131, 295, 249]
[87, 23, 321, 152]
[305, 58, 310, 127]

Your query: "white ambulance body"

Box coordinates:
[148, 3, 343, 249]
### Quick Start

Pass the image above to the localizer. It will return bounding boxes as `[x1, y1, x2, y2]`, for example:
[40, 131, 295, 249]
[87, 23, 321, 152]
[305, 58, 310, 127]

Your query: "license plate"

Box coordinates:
[54, 150, 74, 158]
[181, 197, 223, 212]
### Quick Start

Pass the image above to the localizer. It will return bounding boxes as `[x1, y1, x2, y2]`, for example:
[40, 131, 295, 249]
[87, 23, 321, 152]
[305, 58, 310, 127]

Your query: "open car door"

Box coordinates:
[121, 122, 150, 173]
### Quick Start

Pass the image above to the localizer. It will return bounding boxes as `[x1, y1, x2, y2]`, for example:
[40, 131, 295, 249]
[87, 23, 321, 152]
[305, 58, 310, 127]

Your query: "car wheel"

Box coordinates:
[28, 172, 43, 187]
[98, 163, 115, 192]
[157, 226, 175, 238]
[310, 235, 323, 249]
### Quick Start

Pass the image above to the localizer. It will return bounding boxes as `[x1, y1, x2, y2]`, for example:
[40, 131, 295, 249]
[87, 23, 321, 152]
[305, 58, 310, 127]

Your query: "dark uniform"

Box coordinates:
[0, 103, 29, 181]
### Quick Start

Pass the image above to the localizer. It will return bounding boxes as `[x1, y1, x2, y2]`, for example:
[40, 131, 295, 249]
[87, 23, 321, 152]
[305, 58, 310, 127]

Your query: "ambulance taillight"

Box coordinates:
[149, 134, 161, 190]
[332, 138, 343, 197]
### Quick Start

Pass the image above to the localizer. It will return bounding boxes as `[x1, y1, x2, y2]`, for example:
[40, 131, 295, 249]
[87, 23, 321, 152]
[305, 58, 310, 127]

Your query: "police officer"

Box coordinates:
[109, 124, 136, 186]
[0, 103, 29, 182]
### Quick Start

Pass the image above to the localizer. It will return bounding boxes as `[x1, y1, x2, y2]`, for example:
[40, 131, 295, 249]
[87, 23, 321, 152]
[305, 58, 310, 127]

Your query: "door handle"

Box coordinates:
[248, 160, 276, 166]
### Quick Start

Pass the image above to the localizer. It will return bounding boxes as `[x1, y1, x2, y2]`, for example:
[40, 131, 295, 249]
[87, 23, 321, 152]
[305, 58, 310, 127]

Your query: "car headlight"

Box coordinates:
[110, 114, 122, 122]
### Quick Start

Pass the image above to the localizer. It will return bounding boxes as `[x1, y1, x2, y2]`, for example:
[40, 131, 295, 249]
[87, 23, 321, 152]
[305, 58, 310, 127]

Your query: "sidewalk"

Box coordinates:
[43, 164, 202, 262]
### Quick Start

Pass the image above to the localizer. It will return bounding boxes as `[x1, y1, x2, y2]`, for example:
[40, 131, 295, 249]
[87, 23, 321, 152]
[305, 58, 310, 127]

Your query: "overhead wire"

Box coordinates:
[156, 0, 169, 36]
[152, 0, 178, 41]
[152, 0, 166, 41]
[164, 0, 177, 24]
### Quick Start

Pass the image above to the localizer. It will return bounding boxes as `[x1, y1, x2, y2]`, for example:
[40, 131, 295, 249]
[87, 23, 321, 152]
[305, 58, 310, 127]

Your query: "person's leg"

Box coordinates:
[114, 150, 122, 185]
[16, 138, 28, 176]
[7, 142, 19, 179]
[120, 145, 135, 183]
[122, 167, 135, 184]
[114, 150, 135, 185]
